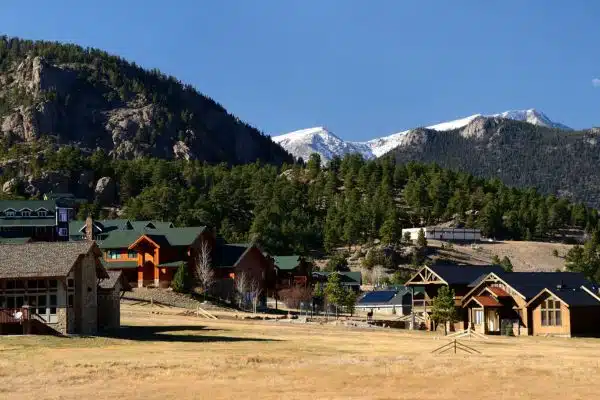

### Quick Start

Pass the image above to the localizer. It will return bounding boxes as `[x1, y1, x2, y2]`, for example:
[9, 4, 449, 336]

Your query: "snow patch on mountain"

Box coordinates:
[273, 109, 571, 161]
[272, 127, 374, 161]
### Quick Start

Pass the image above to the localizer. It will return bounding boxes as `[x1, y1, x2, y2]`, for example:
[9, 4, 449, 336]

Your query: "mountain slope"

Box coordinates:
[390, 118, 600, 207]
[0, 37, 292, 165]
[274, 109, 571, 161]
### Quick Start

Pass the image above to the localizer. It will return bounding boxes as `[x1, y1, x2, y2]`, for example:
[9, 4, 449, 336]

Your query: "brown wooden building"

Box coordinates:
[404, 264, 505, 332]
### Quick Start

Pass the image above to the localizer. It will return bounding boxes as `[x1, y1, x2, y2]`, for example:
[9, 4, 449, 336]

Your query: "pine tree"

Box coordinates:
[324, 272, 346, 318]
[501, 256, 513, 272]
[431, 286, 458, 335]
[380, 209, 401, 244]
[171, 263, 189, 293]
[416, 228, 428, 249]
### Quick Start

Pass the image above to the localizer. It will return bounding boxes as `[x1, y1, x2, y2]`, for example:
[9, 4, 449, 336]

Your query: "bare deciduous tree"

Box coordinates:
[195, 241, 215, 301]
[372, 265, 385, 287]
[249, 279, 263, 314]
[235, 271, 248, 310]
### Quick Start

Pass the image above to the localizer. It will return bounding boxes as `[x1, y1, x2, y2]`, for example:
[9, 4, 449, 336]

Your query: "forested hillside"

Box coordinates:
[0, 36, 292, 164]
[391, 117, 600, 207]
[3, 145, 596, 256]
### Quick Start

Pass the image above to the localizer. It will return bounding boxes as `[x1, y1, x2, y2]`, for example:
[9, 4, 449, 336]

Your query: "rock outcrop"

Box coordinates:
[95, 177, 116, 205]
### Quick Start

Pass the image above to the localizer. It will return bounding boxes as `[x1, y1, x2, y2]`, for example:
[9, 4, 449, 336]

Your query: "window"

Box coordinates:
[38, 210, 47, 217]
[5, 209, 15, 217]
[58, 209, 68, 222]
[21, 210, 31, 217]
[68, 294, 74, 307]
[58, 228, 68, 237]
[128, 251, 137, 259]
[107, 250, 121, 260]
[473, 309, 484, 325]
[541, 298, 562, 326]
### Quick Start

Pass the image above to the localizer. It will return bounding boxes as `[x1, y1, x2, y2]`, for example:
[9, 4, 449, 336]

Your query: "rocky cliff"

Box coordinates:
[0, 37, 292, 165]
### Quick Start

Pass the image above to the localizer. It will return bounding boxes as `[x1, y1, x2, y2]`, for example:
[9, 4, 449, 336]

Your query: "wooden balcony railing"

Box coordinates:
[0, 307, 30, 324]
[412, 300, 433, 309]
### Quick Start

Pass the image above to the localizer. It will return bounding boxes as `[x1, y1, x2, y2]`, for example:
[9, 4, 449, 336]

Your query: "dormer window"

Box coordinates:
[21, 210, 31, 217]
[4, 209, 15, 217]
[38, 210, 47, 217]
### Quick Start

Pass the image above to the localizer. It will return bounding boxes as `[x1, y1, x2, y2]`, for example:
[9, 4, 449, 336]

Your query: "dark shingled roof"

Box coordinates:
[553, 289, 600, 306]
[99, 270, 128, 290]
[358, 290, 397, 305]
[428, 264, 505, 285]
[498, 271, 591, 299]
[213, 243, 251, 268]
[0, 242, 104, 279]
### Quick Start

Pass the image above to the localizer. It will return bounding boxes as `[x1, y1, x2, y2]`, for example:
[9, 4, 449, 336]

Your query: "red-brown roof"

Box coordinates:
[474, 295, 501, 307]
[487, 287, 510, 297]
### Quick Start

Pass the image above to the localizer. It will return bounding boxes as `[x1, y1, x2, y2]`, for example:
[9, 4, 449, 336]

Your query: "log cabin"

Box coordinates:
[272, 255, 312, 289]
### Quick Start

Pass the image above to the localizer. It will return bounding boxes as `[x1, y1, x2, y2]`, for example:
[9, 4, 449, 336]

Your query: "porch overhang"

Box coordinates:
[463, 295, 501, 308]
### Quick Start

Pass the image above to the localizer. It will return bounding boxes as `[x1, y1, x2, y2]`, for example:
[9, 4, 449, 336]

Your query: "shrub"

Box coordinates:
[171, 262, 189, 293]
[278, 286, 313, 310]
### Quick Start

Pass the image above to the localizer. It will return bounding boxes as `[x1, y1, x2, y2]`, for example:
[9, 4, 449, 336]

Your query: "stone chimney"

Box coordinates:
[84, 215, 94, 241]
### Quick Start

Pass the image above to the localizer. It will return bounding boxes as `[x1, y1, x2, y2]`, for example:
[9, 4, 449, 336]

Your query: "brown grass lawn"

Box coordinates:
[1, 304, 599, 400]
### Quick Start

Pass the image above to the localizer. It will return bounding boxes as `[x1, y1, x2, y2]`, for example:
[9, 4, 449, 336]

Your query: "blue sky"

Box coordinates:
[1, 1, 599, 141]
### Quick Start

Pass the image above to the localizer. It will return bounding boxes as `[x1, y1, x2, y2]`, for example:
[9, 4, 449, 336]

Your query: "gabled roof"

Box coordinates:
[213, 243, 252, 268]
[99, 270, 130, 290]
[0, 242, 107, 279]
[406, 264, 504, 286]
[464, 295, 502, 308]
[500, 272, 591, 299]
[130, 221, 175, 231]
[273, 255, 301, 270]
[526, 286, 600, 308]
[163, 227, 206, 246]
[98, 231, 143, 249]
[312, 271, 362, 285]
[0, 200, 57, 213]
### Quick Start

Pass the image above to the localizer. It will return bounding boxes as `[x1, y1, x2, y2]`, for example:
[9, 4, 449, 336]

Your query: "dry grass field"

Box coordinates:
[1, 303, 599, 400]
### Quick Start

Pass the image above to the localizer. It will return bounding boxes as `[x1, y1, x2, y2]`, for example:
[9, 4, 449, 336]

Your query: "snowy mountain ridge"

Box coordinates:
[272, 109, 572, 162]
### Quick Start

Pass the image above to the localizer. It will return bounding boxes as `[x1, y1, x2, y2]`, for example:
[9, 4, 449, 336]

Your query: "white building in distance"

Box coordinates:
[402, 227, 481, 242]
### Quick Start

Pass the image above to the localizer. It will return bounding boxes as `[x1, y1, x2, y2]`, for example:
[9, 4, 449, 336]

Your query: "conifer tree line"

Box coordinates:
[6, 146, 597, 256]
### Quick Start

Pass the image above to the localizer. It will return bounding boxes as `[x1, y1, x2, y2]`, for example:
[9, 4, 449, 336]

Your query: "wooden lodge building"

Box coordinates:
[0, 242, 126, 335]
[70, 217, 276, 300]
[272, 255, 312, 289]
[405, 264, 600, 337]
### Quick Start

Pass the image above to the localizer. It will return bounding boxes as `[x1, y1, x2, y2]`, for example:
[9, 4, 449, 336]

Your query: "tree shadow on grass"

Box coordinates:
[99, 325, 281, 343]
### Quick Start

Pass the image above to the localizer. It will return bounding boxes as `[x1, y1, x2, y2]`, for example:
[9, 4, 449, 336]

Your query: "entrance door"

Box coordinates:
[486, 309, 498, 332]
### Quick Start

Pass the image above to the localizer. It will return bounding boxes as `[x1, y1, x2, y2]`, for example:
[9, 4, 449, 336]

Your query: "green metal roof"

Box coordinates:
[100, 260, 138, 269]
[163, 227, 206, 246]
[313, 271, 362, 285]
[273, 255, 301, 271]
[0, 237, 32, 244]
[0, 218, 56, 227]
[158, 260, 185, 268]
[0, 199, 57, 212]
[130, 221, 175, 231]
[97, 231, 142, 249]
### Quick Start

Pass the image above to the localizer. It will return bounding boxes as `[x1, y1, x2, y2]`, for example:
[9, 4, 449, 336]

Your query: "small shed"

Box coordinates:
[97, 270, 130, 331]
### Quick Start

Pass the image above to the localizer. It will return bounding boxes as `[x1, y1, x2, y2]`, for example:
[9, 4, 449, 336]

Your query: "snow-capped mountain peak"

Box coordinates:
[272, 127, 373, 162]
[273, 109, 571, 162]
